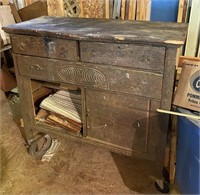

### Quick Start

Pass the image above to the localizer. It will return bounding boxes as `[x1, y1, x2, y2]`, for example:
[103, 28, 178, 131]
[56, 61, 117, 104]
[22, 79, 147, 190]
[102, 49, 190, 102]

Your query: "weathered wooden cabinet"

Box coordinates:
[3, 17, 187, 167]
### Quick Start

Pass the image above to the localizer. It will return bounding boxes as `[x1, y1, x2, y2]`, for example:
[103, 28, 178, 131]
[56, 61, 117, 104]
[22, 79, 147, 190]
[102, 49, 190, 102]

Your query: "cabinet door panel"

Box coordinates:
[86, 90, 161, 156]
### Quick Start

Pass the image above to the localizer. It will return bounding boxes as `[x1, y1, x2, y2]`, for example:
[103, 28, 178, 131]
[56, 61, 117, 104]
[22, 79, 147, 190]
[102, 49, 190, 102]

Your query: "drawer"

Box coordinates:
[86, 90, 161, 155]
[16, 55, 54, 81]
[12, 35, 78, 61]
[16, 55, 163, 99]
[80, 42, 165, 71]
[55, 61, 163, 99]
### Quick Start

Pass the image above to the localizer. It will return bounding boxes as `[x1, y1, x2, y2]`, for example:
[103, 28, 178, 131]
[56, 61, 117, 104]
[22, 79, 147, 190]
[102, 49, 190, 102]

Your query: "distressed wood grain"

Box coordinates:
[3, 16, 188, 46]
[11, 35, 78, 61]
[6, 17, 187, 168]
[80, 41, 165, 71]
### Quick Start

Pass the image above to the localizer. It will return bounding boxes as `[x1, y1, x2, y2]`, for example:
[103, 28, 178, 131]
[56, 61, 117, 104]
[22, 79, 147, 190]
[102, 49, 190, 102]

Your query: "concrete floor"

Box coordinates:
[0, 89, 168, 194]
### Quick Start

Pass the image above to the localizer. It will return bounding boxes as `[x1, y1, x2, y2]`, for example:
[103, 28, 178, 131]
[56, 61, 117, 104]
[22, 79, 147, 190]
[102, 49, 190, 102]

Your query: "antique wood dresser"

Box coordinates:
[3, 16, 187, 168]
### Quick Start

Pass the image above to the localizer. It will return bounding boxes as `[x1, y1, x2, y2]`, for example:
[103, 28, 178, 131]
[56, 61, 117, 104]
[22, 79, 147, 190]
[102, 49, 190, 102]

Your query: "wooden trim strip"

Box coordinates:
[105, 0, 109, 19]
[157, 109, 200, 120]
[177, 0, 185, 22]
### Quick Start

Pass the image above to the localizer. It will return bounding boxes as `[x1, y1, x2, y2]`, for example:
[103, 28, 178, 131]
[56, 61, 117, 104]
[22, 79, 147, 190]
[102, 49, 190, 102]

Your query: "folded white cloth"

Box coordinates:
[40, 90, 82, 123]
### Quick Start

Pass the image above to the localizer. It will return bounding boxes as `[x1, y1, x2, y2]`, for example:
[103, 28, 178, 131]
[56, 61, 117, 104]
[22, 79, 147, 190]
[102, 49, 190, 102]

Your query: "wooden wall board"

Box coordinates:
[9, 2, 22, 22]
[177, 0, 190, 23]
[78, 0, 83, 17]
[0, 22, 7, 45]
[81, 0, 105, 18]
[124, 0, 129, 19]
[112, 0, 121, 19]
[47, 0, 64, 16]
[0, 5, 16, 45]
[24, 0, 33, 6]
[16, 0, 25, 9]
[136, 0, 146, 20]
[181, 0, 188, 22]
[146, 0, 151, 20]
[184, 0, 191, 23]
[121, 0, 125, 19]
[136, 0, 151, 21]
[105, 0, 109, 18]
[18, 1, 47, 21]
[177, 0, 184, 22]
[24, 0, 47, 6]
[0, 5, 16, 25]
[9, 0, 19, 9]
[177, 0, 189, 23]
[109, 0, 114, 19]
[128, 0, 136, 20]
[1, 0, 9, 5]
[184, 0, 200, 57]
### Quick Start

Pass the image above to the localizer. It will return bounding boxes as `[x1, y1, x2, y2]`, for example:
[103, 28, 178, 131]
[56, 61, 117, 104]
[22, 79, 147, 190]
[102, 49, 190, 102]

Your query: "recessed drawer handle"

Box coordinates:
[117, 45, 128, 49]
[86, 109, 90, 117]
[30, 64, 43, 71]
[60, 53, 67, 58]
[19, 43, 25, 51]
[144, 57, 149, 61]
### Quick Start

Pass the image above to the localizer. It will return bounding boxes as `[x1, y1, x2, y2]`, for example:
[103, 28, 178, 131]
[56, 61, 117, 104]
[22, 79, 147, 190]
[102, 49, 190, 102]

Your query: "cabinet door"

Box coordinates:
[86, 90, 161, 158]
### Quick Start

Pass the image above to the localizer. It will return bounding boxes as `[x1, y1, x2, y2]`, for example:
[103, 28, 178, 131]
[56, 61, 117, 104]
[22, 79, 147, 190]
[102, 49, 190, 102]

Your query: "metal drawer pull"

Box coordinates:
[30, 64, 44, 71]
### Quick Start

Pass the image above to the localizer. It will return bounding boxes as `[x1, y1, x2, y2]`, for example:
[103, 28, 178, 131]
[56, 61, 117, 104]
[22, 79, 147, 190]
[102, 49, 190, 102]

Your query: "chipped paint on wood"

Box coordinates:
[164, 40, 185, 45]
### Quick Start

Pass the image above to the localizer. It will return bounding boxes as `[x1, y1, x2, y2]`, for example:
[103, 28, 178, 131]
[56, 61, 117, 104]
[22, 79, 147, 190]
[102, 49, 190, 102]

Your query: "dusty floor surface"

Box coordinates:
[0, 90, 167, 194]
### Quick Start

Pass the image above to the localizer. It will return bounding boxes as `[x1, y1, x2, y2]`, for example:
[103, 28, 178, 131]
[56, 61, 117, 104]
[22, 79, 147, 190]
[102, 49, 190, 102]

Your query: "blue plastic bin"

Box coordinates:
[151, 0, 179, 22]
[176, 108, 200, 194]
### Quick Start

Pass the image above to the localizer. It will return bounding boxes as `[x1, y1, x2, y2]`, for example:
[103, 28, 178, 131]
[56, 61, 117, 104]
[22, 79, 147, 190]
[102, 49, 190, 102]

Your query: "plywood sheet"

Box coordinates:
[18, 1, 48, 21]
[47, 0, 64, 16]
[1, 0, 9, 5]
[105, 0, 109, 18]
[0, 5, 15, 45]
[24, 0, 47, 6]
[81, 0, 105, 18]
[128, 0, 136, 20]
[136, 0, 151, 21]
[177, 0, 185, 22]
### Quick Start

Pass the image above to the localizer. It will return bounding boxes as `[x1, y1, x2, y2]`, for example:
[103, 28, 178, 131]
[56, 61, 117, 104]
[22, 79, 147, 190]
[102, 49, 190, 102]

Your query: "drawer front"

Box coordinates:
[16, 55, 54, 81]
[12, 35, 78, 61]
[16, 56, 163, 99]
[86, 90, 161, 155]
[55, 62, 163, 99]
[80, 42, 165, 71]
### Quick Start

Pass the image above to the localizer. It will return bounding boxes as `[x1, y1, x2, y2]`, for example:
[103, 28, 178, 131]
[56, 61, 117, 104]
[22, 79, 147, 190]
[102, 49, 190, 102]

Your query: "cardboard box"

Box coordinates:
[173, 60, 200, 112]
[0, 64, 16, 92]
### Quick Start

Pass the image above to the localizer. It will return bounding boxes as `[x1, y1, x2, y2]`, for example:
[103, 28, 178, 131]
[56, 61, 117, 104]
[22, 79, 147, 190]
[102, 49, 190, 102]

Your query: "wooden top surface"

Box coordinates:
[3, 16, 187, 46]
